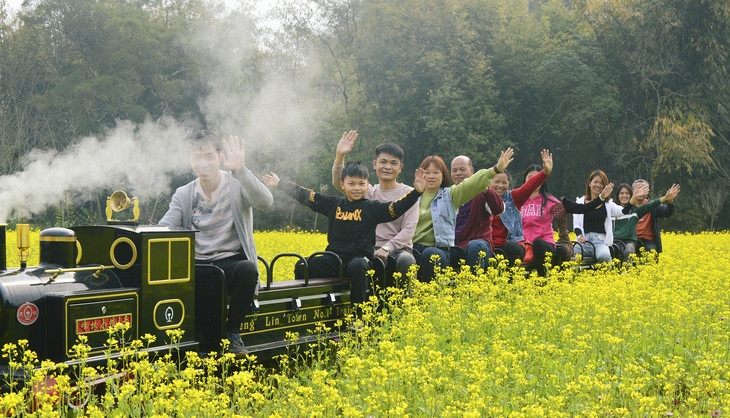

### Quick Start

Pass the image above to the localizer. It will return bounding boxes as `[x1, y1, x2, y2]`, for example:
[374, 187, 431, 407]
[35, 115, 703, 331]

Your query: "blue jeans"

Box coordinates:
[574, 232, 612, 263]
[614, 239, 637, 262]
[463, 239, 493, 273]
[413, 243, 463, 282]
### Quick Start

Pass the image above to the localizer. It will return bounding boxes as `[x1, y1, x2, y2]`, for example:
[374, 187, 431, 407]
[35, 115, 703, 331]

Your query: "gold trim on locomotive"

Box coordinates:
[152, 299, 185, 330]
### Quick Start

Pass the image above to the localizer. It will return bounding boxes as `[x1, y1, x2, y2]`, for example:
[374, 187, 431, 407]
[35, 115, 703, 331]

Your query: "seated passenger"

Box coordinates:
[262, 163, 424, 318]
[614, 182, 680, 260]
[450, 155, 504, 273]
[412, 148, 514, 282]
[332, 131, 418, 281]
[159, 130, 273, 353]
[519, 162, 574, 276]
[630, 179, 679, 255]
[573, 170, 628, 264]
[490, 150, 552, 266]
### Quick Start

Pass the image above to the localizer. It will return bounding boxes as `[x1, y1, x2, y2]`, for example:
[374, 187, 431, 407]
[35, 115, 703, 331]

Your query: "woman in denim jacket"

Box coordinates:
[412, 148, 514, 282]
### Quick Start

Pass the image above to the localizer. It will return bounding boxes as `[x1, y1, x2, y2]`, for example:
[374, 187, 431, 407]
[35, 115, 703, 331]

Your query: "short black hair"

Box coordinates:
[498, 169, 513, 187]
[375, 142, 404, 161]
[341, 161, 369, 181]
[189, 130, 222, 153]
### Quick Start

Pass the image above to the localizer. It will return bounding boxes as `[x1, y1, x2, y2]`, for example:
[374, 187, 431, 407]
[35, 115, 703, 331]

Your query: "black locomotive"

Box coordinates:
[0, 200, 362, 383]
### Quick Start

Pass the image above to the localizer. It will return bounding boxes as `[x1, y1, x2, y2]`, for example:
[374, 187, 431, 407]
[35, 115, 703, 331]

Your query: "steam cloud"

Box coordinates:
[0, 119, 192, 222]
[191, 10, 321, 166]
[0, 6, 322, 223]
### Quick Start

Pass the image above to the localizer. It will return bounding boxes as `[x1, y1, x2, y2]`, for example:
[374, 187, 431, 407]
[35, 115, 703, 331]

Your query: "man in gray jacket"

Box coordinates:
[159, 130, 273, 353]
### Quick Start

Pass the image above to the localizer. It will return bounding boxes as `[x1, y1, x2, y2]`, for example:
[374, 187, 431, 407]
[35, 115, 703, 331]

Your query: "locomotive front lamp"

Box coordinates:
[16, 224, 30, 269]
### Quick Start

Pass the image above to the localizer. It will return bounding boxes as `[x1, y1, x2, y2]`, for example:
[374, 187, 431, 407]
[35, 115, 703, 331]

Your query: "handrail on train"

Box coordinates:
[267, 253, 308, 289]
[263, 252, 345, 290]
[571, 240, 597, 263]
[304, 251, 343, 284]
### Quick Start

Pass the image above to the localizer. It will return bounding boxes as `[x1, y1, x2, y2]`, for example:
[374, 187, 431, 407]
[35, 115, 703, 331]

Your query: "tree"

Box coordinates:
[700, 180, 727, 231]
[581, 0, 718, 179]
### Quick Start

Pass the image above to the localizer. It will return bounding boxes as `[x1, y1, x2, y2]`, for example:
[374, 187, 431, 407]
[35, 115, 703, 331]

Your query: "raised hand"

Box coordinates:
[336, 130, 358, 156]
[662, 184, 680, 204]
[221, 135, 246, 172]
[495, 147, 515, 172]
[629, 183, 649, 205]
[634, 183, 649, 199]
[599, 183, 614, 200]
[262, 172, 280, 188]
[541, 149, 553, 174]
[413, 168, 426, 193]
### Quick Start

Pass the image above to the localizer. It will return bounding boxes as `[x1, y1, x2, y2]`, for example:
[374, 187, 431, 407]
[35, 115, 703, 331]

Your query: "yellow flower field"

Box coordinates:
[1, 229, 729, 416]
[254, 230, 328, 281]
[248, 231, 730, 416]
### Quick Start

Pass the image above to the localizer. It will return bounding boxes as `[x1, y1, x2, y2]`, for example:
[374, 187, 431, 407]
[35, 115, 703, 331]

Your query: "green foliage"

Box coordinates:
[0, 0, 728, 231]
[0, 0, 204, 175]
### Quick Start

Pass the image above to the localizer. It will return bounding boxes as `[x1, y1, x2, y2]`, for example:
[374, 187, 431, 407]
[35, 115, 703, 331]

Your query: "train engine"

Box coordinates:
[0, 221, 200, 380]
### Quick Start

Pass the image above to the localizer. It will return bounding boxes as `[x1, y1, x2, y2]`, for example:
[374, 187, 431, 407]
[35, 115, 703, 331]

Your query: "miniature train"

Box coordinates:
[0, 191, 617, 388]
[0, 198, 367, 384]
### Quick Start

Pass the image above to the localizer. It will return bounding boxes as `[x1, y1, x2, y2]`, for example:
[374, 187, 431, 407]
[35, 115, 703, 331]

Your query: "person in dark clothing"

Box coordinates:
[262, 162, 425, 317]
[630, 179, 678, 254]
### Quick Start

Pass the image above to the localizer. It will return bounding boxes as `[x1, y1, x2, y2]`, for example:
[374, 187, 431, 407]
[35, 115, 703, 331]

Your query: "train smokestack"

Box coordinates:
[16, 224, 29, 270]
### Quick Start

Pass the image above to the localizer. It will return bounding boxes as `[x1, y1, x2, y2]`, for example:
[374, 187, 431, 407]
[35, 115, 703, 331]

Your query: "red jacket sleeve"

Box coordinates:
[484, 187, 504, 215]
[511, 170, 549, 210]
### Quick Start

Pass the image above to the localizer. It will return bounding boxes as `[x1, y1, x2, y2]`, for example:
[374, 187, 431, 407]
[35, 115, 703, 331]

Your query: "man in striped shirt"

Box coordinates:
[159, 130, 273, 353]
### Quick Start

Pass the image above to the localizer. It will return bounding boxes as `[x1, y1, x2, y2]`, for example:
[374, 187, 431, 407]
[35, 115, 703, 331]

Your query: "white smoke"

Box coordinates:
[0, 118, 192, 221]
[191, 9, 321, 162]
[0, 4, 325, 223]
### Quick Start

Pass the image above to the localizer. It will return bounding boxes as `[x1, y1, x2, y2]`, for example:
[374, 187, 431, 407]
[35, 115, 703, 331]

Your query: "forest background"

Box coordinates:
[0, 0, 728, 232]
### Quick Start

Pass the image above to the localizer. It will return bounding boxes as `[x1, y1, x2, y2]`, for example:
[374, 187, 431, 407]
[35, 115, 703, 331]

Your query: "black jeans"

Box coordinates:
[202, 254, 258, 333]
[531, 239, 568, 276]
[496, 241, 526, 266]
[295, 255, 371, 305]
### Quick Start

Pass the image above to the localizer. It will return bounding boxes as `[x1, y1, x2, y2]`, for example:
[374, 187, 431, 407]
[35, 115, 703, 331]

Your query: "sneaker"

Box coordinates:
[226, 332, 246, 354]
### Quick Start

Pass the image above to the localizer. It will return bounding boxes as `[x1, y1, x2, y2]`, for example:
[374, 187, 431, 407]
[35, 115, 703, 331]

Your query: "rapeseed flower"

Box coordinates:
[2, 231, 730, 416]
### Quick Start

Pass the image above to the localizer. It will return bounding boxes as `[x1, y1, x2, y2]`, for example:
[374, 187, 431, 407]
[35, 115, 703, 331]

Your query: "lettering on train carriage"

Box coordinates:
[76, 314, 133, 335]
[240, 304, 353, 333]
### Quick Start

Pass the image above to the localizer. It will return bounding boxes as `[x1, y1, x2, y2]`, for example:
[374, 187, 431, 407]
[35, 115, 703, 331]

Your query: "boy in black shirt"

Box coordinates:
[262, 162, 425, 311]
